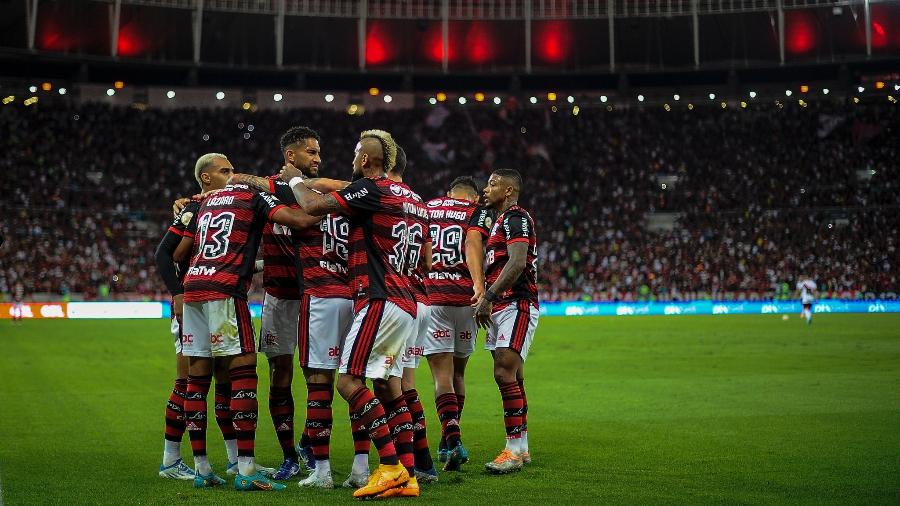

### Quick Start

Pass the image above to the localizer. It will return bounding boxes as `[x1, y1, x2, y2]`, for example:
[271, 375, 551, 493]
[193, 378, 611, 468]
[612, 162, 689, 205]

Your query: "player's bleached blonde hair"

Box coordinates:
[194, 153, 228, 187]
[359, 129, 397, 171]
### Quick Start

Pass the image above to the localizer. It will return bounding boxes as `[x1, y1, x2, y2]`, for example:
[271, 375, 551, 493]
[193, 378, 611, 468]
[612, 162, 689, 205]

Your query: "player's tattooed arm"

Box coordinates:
[473, 242, 527, 328]
[304, 178, 350, 193]
[281, 164, 343, 216]
[229, 173, 271, 193]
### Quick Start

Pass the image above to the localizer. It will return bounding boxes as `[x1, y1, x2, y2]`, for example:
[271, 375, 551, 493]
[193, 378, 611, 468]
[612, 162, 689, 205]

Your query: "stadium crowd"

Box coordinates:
[1, 98, 896, 301]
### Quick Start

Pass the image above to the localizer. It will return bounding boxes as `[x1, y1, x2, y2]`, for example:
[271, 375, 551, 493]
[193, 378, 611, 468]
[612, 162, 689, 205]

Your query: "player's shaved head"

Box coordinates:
[391, 145, 407, 177]
[448, 176, 479, 201]
[359, 129, 397, 171]
[358, 137, 384, 167]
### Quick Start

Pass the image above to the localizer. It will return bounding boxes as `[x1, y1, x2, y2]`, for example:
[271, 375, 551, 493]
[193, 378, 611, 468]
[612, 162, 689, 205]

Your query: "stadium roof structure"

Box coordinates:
[1, 0, 898, 91]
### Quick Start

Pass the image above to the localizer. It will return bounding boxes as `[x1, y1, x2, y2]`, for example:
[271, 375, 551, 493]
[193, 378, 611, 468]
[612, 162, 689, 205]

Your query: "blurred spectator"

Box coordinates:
[0, 99, 896, 301]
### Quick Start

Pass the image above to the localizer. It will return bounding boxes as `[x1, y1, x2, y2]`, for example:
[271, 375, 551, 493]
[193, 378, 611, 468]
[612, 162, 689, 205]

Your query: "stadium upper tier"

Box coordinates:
[2, 0, 898, 81]
[0, 98, 896, 302]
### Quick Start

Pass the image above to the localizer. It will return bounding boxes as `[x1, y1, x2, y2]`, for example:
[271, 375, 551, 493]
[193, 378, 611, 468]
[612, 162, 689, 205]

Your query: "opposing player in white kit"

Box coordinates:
[796, 277, 817, 325]
[423, 176, 491, 471]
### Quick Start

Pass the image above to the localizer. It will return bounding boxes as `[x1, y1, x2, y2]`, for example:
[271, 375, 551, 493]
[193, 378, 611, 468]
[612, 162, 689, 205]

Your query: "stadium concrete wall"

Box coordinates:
[2, 300, 899, 319]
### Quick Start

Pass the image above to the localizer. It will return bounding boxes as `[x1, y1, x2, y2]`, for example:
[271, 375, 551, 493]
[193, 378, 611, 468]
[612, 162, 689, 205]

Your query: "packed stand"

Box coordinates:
[0, 99, 896, 301]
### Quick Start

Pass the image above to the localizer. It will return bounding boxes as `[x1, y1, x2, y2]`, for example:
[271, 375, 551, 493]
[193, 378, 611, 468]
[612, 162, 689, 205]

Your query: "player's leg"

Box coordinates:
[336, 301, 411, 499]
[485, 301, 537, 474]
[399, 302, 435, 480]
[181, 301, 225, 487]
[517, 364, 530, 463]
[159, 318, 193, 479]
[258, 293, 301, 479]
[299, 295, 355, 488]
[218, 297, 284, 492]
[445, 305, 476, 470]
[297, 367, 335, 487]
[212, 358, 238, 474]
[485, 347, 525, 474]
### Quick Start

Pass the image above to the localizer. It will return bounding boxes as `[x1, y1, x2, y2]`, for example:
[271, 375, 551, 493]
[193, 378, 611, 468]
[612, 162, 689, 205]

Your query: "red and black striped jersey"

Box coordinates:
[261, 176, 302, 299]
[294, 199, 352, 300]
[485, 204, 539, 311]
[425, 198, 491, 307]
[168, 200, 201, 283]
[398, 183, 431, 306]
[184, 184, 286, 302]
[169, 200, 201, 239]
[330, 177, 418, 317]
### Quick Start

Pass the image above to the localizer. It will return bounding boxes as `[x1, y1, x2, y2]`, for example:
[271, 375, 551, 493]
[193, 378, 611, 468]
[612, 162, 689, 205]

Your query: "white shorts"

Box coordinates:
[801, 296, 815, 305]
[258, 293, 301, 358]
[299, 295, 354, 370]
[485, 300, 539, 361]
[339, 300, 415, 380]
[398, 302, 431, 372]
[182, 297, 256, 358]
[424, 305, 477, 358]
[171, 317, 183, 355]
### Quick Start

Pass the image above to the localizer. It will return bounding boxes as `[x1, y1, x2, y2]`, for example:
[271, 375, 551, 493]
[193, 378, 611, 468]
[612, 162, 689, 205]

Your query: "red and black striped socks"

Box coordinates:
[499, 381, 524, 451]
[436, 392, 462, 450]
[230, 365, 258, 474]
[403, 389, 433, 470]
[185, 374, 212, 458]
[384, 395, 416, 474]
[164, 379, 187, 443]
[162, 379, 188, 465]
[269, 385, 297, 461]
[305, 382, 334, 461]
[348, 386, 398, 466]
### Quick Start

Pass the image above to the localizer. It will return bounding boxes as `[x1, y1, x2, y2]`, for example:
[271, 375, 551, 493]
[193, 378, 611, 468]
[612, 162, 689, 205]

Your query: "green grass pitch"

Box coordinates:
[1, 314, 899, 505]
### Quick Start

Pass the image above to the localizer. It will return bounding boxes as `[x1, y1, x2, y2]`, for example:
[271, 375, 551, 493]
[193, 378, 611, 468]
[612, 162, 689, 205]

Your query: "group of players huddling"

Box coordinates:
[153, 126, 540, 498]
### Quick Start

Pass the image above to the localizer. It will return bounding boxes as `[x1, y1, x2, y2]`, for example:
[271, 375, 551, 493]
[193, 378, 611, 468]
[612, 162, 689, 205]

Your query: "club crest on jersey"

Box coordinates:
[180, 211, 194, 226]
[484, 215, 493, 229]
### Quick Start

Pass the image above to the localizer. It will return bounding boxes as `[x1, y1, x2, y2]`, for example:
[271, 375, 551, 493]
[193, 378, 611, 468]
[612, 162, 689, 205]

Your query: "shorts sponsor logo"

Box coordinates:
[328, 346, 341, 357]
[405, 346, 424, 357]
[183, 333, 194, 344]
[265, 332, 277, 346]
[432, 329, 452, 339]
[384, 356, 394, 366]
[458, 331, 472, 341]
[497, 333, 508, 343]
[210, 333, 224, 345]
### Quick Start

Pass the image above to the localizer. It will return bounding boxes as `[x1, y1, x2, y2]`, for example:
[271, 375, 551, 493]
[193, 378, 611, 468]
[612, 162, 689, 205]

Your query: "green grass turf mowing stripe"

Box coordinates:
[0, 314, 898, 505]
